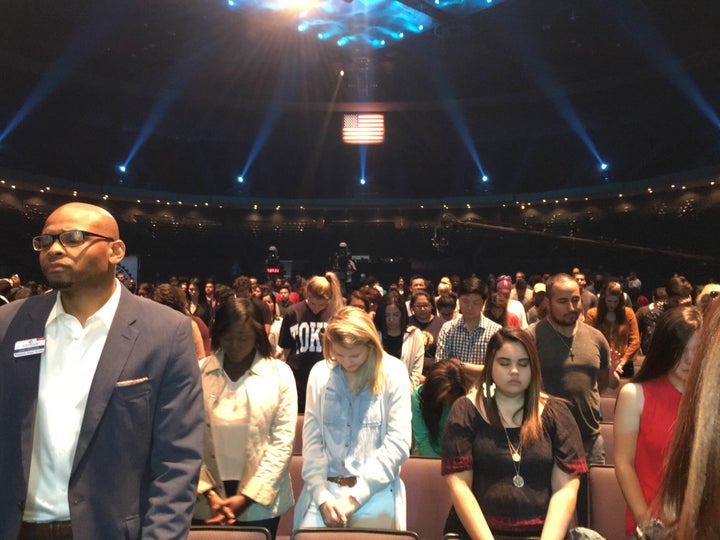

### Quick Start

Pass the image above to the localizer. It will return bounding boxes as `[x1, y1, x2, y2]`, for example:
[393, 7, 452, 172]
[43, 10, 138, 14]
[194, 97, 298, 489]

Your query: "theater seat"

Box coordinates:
[600, 396, 616, 423]
[400, 457, 451, 540]
[587, 465, 626, 540]
[293, 528, 418, 540]
[294, 415, 304, 455]
[599, 422, 614, 465]
[277, 454, 305, 540]
[189, 526, 272, 540]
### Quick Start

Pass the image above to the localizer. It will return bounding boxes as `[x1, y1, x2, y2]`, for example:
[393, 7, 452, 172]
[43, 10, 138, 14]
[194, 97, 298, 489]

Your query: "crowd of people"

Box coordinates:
[2, 201, 720, 539]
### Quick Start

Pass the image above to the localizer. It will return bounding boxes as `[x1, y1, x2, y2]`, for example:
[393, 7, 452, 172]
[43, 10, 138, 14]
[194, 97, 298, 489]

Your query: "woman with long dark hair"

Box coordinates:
[614, 306, 702, 537]
[483, 292, 521, 328]
[412, 360, 470, 456]
[375, 292, 425, 388]
[657, 301, 720, 539]
[585, 280, 640, 379]
[193, 298, 297, 538]
[442, 327, 586, 539]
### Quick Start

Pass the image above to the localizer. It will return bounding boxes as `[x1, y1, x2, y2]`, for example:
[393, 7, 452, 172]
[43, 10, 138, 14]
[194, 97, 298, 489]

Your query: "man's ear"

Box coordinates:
[110, 240, 127, 263]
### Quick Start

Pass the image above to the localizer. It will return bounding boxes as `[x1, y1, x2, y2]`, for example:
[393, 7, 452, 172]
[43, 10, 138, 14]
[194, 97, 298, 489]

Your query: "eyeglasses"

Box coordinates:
[32, 230, 116, 251]
[413, 303, 432, 309]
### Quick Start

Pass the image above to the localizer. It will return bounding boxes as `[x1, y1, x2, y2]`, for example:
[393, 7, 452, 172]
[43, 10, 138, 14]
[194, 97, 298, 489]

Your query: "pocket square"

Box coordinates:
[116, 377, 150, 387]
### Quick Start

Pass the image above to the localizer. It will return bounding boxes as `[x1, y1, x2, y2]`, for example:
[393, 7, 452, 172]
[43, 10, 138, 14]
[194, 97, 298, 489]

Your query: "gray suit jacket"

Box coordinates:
[0, 286, 204, 540]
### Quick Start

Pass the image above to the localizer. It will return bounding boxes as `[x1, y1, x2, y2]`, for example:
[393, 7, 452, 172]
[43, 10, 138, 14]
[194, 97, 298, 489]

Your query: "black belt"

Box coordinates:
[19, 521, 73, 539]
[327, 476, 357, 487]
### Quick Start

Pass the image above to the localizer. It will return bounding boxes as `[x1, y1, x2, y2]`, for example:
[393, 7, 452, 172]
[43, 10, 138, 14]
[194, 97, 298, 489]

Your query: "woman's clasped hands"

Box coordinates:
[205, 491, 252, 525]
[319, 496, 360, 528]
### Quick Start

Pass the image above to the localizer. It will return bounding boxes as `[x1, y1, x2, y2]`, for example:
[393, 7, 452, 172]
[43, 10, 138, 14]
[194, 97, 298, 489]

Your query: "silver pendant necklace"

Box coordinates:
[503, 426, 524, 488]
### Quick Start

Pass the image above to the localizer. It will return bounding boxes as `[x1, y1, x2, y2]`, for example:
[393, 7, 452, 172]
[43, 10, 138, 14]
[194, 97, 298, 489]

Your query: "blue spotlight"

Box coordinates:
[600, 163, 609, 171]
[482, 174, 489, 182]
[237, 175, 244, 184]
[238, 52, 298, 191]
[359, 145, 367, 186]
[118, 165, 127, 173]
[422, 45, 489, 184]
[227, 0, 236, 6]
[0, 2, 119, 144]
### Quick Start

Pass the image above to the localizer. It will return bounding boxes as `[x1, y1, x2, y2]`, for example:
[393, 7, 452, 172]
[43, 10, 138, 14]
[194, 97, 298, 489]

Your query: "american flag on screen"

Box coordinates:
[343, 113, 385, 144]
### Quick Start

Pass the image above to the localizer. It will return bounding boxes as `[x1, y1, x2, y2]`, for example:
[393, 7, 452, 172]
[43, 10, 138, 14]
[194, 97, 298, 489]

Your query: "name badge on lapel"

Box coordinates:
[14, 337, 46, 358]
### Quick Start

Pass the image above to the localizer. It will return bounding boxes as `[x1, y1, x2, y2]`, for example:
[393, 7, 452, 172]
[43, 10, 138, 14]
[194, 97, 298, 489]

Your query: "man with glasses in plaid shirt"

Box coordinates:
[435, 276, 501, 379]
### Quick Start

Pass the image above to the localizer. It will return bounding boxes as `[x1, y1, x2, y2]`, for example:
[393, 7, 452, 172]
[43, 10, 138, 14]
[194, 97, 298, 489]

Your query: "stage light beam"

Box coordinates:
[0, 3, 119, 143]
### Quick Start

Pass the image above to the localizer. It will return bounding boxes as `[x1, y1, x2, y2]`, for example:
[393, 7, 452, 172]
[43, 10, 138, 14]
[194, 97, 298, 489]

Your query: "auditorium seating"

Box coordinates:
[293, 529, 419, 540]
[601, 376, 629, 398]
[600, 396, 616, 423]
[277, 455, 304, 540]
[599, 422, 614, 465]
[277, 456, 448, 540]
[400, 457, 451, 540]
[588, 465, 626, 540]
[190, 526, 272, 540]
[293, 414, 304, 455]
[276, 432, 623, 540]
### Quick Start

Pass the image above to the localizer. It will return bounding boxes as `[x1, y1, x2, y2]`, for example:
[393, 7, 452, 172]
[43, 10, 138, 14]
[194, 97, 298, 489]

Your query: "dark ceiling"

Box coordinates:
[1, 0, 719, 199]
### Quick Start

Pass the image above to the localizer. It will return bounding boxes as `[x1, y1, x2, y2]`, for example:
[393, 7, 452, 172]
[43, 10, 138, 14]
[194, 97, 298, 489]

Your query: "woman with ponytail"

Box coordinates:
[279, 271, 343, 411]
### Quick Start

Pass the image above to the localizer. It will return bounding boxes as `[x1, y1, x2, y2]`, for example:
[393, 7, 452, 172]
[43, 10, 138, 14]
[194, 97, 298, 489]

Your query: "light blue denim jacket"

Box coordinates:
[294, 353, 412, 530]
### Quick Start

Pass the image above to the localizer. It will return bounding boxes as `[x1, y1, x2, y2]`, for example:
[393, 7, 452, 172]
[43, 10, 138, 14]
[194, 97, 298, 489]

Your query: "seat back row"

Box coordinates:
[281, 417, 618, 539]
[277, 456, 449, 540]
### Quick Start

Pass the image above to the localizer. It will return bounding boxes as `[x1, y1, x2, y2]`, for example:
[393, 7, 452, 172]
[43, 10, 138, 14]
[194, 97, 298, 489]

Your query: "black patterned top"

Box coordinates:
[442, 397, 587, 536]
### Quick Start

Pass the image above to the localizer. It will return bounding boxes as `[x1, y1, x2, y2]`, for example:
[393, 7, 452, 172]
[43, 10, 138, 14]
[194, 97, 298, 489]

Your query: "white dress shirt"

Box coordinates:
[24, 282, 122, 522]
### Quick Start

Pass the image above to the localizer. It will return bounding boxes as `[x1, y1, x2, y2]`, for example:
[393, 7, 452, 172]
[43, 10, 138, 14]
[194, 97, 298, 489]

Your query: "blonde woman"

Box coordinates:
[294, 306, 412, 531]
[279, 271, 343, 411]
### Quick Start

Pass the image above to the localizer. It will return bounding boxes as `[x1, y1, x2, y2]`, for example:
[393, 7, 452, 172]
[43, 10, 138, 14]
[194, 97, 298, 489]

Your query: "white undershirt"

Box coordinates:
[23, 281, 122, 522]
[210, 360, 251, 482]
